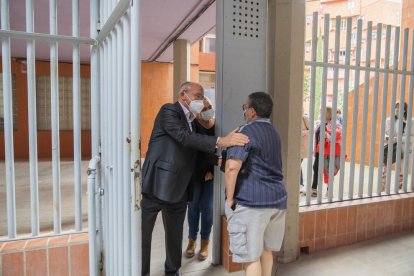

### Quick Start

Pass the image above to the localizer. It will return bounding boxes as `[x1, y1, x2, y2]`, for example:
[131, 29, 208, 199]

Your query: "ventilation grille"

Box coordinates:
[232, 0, 261, 38]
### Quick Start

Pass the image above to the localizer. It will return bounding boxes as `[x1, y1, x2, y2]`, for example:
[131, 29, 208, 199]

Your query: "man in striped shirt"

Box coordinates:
[225, 92, 287, 276]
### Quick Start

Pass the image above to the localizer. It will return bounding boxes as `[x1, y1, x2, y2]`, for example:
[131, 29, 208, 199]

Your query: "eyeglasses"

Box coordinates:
[242, 104, 250, 111]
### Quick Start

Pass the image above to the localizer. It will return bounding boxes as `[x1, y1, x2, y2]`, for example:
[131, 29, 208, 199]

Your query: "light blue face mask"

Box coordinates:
[201, 108, 215, 120]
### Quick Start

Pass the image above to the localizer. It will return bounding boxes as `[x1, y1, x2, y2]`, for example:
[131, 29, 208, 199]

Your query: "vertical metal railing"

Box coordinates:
[50, 0, 62, 234]
[26, 0, 40, 237]
[304, 12, 414, 206]
[72, 0, 82, 232]
[1, 0, 17, 239]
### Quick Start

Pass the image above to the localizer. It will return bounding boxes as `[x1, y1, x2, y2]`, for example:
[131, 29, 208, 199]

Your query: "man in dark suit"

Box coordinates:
[141, 82, 249, 276]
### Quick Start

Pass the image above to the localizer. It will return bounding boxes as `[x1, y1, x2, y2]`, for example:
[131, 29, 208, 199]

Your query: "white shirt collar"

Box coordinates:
[178, 101, 195, 123]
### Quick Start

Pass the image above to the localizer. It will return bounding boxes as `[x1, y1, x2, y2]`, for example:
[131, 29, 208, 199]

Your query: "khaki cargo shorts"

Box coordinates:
[225, 203, 286, 263]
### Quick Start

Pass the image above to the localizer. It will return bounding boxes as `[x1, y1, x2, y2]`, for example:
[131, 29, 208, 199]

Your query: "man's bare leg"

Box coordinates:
[245, 260, 262, 276]
[261, 250, 273, 276]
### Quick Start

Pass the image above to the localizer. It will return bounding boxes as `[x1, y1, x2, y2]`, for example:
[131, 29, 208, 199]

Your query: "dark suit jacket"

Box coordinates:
[141, 102, 217, 203]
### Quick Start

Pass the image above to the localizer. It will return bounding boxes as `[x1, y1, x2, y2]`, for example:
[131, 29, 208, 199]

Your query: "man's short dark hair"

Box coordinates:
[248, 92, 273, 118]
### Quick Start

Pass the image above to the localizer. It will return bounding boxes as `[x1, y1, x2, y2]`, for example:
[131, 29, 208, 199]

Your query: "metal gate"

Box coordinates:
[0, 0, 141, 275]
[304, 12, 414, 205]
[88, 0, 141, 275]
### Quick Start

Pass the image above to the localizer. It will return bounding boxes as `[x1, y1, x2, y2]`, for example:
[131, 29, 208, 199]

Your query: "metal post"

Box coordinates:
[50, 0, 62, 234]
[305, 12, 318, 205]
[26, 0, 40, 236]
[406, 31, 414, 192]
[72, 0, 82, 232]
[327, 16, 341, 201]
[358, 21, 372, 198]
[131, 1, 142, 274]
[338, 17, 352, 201]
[316, 14, 330, 203]
[109, 31, 115, 276]
[1, 0, 17, 239]
[367, 24, 382, 197]
[377, 26, 392, 195]
[88, 156, 100, 276]
[122, 12, 132, 275]
[116, 21, 124, 276]
[348, 19, 363, 199]
[90, 0, 102, 266]
[394, 28, 409, 193]
[385, 27, 400, 194]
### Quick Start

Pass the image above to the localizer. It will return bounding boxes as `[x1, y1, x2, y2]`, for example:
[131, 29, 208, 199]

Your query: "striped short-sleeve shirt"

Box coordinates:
[226, 119, 287, 209]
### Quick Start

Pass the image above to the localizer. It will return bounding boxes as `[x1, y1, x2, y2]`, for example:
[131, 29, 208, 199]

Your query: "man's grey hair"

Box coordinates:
[178, 81, 203, 96]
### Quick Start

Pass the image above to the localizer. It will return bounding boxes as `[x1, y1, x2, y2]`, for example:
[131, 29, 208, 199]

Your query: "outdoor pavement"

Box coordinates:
[1, 160, 414, 275]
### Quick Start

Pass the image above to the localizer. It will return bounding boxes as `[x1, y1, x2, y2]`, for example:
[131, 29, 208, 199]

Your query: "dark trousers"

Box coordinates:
[312, 153, 319, 190]
[141, 194, 187, 276]
[187, 179, 214, 241]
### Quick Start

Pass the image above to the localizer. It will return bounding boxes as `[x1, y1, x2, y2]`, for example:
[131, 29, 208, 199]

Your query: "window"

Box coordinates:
[306, 15, 312, 25]
[36, 76, 91, 130]
[339, 50, 346, 61]
[199, 72, 216, 89]
[396, 12, 401, 26]
[351, 33, 357, 44]
[341, 18, 347, 31]
[0, 73, 18, 130]
[200, 34, 216, 53]
[348, 1, 355, 11]
[372, 30, 377, 40]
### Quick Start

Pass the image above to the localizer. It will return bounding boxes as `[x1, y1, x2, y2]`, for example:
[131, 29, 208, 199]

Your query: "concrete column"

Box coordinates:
[173, 39, 190, 98]
[267, 0, 306, 263]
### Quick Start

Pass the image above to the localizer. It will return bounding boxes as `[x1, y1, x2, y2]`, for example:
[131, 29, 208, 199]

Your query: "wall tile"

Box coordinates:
[326, 208, 338, 237]
[366, 203, 377, 232]
[314, 238, 326, 252]
[303, 212, 315, 242]
[384, 201, 394, 227]
[314, 210, 327, 239]
[26, 249, 47, 276]
[357, 230, 366, 242]
[1, 240, 27, 253]
[325, 237, 336, 250]
[70, 244, 89, 276]
[298, 213, 304, 242]
[356, 205, 368, 233]
[25, 238, 48, 250]
[69, 233, 89, 244]
[347, 206, 357, 233]
[337, 208, 348, 235]
[48, 235, 70, 247]
[347, 231, 357, 244]
[2, 252, 24, 276]
[394, 200, 403, 225]
[49, 247, 69, 276]
[336, 234, 347, 247]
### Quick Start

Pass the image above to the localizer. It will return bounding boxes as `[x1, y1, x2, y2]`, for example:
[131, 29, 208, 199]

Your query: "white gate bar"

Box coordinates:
[1, 0, 17, 239]
[50, 0, 62, 234]
[377, 25, 392, 195]
[108, 31, 115, 276]
[0, 30, 95, 45]
[394, 28, 409, 194]
[90, 0, 102, 264]
[305, 12, 318, 205]
[88, 156, 100, 276]
[96, 0, 131, 43]
[368, 23, 383, 196]
[338, 17, 352, 201]
[72, 0, 82, 232]
[405, 31, 414, 192]
[327, 16, 341, 201]
[130, 1, 142, 274]
[385, 27, 400, 194]
[26, 0, 40, 236]
[122, 13, 132, 274]
[116, 22, 124, 276]
[316, 14, 330, 203]
[348, 19, 363, 199]
[358, 21, 373, 198]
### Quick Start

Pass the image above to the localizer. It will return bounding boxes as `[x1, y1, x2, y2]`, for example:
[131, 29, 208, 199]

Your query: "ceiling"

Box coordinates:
[5, 0, 216, 63]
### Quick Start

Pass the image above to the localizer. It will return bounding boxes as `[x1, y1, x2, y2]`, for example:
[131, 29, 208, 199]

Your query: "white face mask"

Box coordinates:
[201, 108, 215, 120]
[185, 93, 204, 114]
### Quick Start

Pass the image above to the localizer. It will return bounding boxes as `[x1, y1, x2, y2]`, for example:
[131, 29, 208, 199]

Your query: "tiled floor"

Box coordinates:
[153, 231, 414, 276]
